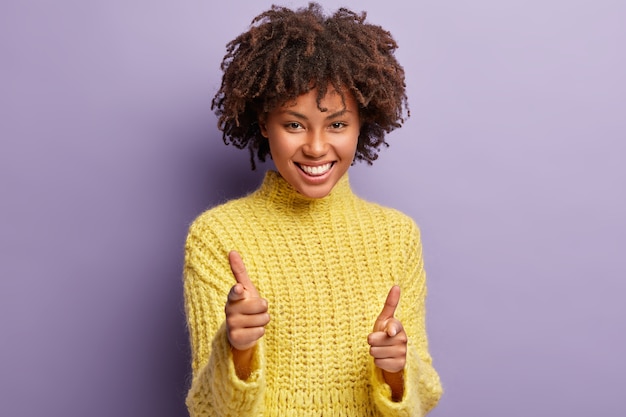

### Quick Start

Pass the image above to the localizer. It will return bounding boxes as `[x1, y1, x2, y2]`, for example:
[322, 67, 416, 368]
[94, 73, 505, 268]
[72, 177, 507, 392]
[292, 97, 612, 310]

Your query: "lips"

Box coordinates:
[297, 162, 334, 176]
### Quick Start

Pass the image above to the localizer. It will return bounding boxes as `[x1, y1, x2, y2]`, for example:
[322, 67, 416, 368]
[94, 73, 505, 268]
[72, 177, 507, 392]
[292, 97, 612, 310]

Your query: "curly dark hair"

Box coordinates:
[212, 2, 409, 169]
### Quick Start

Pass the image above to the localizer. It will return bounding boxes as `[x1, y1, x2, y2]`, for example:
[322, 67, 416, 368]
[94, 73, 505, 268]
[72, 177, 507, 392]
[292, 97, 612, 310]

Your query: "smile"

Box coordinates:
[297, 162, 334, 176]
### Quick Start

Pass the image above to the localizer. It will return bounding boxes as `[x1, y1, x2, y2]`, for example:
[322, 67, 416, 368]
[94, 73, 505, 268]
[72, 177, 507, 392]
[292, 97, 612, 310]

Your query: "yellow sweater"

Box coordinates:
[183, 171, 442, 417]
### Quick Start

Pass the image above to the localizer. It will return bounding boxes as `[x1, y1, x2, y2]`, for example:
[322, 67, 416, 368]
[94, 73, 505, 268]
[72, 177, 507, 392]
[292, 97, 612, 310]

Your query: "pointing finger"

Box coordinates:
[375, 285, 400, 326]
[228, 251, 260, 297]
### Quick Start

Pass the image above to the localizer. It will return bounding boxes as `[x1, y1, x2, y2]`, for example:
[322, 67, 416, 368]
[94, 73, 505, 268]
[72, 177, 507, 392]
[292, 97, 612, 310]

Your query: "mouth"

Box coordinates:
[296, 162, 334, 177]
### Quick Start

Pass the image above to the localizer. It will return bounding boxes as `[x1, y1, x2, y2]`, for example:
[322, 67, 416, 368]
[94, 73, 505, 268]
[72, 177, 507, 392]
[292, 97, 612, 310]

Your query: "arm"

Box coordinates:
[183, 223, 266, 417]
[370, 219, 443, 416]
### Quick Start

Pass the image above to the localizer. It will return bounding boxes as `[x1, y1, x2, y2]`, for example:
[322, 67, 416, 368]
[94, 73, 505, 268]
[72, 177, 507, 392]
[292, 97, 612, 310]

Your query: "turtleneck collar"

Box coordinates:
[253, 170, 355, 213]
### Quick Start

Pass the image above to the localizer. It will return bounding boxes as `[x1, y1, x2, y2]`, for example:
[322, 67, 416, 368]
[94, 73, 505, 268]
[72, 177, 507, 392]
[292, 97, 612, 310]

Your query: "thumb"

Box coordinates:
[228, 251, 260, 298]
[374, 285, 400, 331]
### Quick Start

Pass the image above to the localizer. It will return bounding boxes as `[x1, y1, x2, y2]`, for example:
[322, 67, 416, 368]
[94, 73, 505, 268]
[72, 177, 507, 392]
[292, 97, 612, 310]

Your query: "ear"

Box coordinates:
[258, 115, 268, 138]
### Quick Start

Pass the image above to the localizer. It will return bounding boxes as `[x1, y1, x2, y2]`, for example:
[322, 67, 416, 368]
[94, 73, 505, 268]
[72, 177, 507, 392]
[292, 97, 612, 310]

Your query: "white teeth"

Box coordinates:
[300, 163, 332, 176]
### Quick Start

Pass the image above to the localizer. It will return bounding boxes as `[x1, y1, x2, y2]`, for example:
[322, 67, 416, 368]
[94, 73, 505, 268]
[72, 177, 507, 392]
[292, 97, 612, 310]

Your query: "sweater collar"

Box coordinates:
[254, 170, 354, 212]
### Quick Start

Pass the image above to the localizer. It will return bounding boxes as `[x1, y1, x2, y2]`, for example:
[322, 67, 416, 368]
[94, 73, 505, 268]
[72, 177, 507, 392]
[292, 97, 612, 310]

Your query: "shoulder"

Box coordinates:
[354, 196, 420, 232]
[189, 194, 255, 231]
[185, 194, 259, 252]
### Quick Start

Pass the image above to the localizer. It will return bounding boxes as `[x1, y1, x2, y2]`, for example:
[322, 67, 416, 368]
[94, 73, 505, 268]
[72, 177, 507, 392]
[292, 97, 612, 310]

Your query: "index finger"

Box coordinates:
[228, 250, 259, 297]
[376, 285, 400, 322]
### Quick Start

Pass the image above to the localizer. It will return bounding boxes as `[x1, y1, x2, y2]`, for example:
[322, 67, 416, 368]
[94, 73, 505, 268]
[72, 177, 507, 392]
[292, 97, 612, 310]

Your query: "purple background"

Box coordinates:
[1, 1, 625, 416]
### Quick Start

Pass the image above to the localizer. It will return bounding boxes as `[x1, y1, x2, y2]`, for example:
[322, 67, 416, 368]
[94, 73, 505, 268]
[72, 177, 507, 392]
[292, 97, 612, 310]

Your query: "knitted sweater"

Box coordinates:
[183, 171, 442, 417]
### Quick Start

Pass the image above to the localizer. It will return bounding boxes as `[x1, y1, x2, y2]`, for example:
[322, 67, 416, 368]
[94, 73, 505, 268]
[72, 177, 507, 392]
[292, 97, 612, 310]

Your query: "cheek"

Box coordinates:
[346, 133, 360, 155]
[268, 136, 293, 161]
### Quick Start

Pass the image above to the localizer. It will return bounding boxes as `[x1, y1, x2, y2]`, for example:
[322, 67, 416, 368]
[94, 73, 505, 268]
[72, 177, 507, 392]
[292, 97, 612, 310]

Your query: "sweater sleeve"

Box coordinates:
[370, 218, 443, 416]
[183, 219, 266, 417]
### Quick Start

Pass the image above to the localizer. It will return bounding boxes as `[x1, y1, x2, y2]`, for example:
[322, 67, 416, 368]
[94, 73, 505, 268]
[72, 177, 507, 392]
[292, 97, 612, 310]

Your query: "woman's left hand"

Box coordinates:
[367, 285, 407, 373]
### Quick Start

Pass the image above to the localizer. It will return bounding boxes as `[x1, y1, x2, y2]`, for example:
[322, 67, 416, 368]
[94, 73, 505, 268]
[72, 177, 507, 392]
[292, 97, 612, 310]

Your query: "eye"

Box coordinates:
[330, 122, 346, 129]
[285, 122, 303, 130]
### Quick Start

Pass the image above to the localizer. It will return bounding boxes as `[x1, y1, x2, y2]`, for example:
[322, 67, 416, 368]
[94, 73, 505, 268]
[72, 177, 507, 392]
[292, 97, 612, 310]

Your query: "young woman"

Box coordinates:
[183, 3, 442, 416]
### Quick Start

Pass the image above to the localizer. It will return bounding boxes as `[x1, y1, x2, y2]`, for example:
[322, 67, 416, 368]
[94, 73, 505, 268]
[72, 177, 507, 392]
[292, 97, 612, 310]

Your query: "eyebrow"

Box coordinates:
[281, 109, 351, 120]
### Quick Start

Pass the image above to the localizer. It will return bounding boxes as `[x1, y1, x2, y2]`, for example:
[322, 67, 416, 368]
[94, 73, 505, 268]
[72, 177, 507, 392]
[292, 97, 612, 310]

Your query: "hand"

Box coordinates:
[367, 285, 407, 373]
[225, 251, 270, 351]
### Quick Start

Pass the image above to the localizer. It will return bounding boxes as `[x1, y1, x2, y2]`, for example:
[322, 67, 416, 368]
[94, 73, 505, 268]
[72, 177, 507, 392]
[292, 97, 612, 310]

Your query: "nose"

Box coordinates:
[302, 130, 328, 158]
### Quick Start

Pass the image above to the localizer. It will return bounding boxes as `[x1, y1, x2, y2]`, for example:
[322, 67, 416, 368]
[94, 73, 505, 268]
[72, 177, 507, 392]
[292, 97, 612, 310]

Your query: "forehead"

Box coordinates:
[279, 86, 356, 112]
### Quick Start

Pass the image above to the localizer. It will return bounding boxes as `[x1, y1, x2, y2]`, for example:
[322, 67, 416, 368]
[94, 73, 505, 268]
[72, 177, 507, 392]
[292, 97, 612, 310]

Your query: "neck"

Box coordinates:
[254, 170, 354, 212]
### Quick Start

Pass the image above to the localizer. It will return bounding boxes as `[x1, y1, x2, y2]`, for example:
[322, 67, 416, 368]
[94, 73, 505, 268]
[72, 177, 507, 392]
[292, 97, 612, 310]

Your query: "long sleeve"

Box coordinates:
[182, 171, 441, 416]
[370, 219, 443, 416]
[183, 219, 266, 417]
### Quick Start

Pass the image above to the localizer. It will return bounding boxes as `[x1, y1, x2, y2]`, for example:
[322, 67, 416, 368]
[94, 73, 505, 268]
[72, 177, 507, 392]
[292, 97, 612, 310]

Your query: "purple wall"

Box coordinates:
[1, 1, 624, 416]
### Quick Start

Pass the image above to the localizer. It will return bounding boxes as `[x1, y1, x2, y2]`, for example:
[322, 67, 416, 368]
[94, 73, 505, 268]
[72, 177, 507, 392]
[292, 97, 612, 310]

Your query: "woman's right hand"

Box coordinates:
[225, 251, 270, 352]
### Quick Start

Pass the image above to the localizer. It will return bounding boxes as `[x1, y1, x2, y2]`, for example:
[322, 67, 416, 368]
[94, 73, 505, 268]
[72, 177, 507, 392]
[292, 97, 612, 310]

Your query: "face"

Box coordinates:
[259, 87, 360, 199]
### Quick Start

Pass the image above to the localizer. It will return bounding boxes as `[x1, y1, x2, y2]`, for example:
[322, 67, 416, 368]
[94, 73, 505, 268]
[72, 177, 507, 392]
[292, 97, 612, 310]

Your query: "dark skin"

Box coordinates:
[225, 250, 407, 401]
